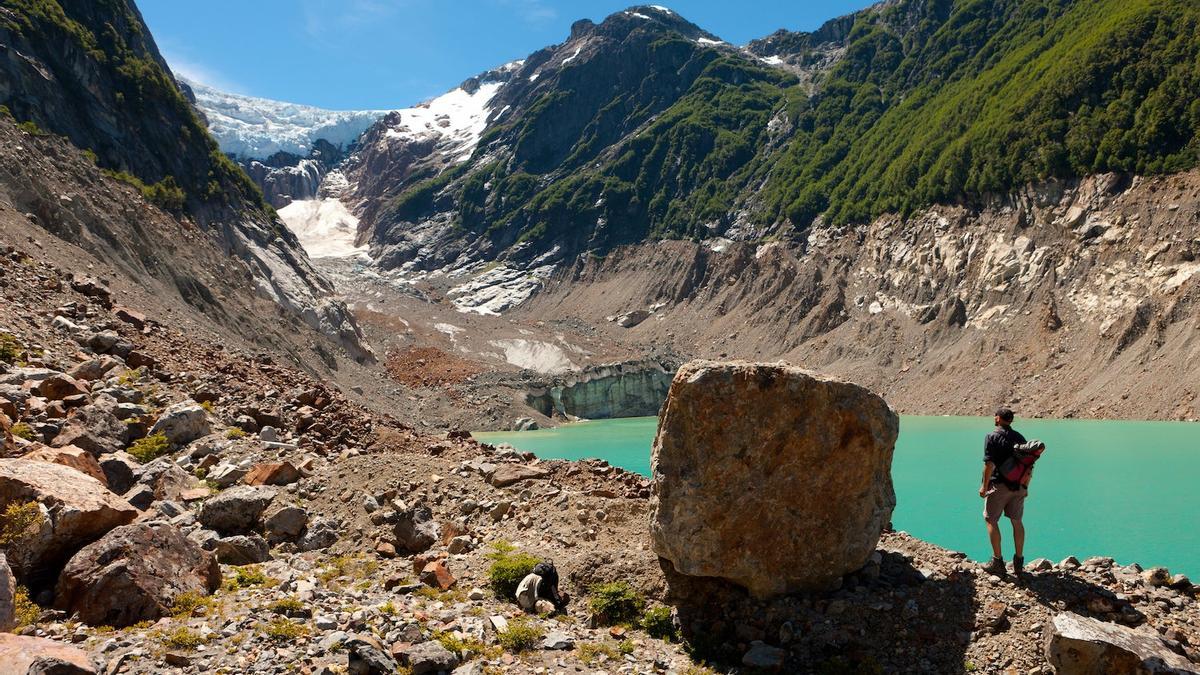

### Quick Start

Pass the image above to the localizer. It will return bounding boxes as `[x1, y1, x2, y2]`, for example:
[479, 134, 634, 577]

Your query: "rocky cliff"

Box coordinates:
[524, 359, 674, 420]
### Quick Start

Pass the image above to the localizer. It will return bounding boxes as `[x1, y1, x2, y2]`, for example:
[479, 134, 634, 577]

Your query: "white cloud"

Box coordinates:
[158, 46, 246, 94]
[492, 0, 558, 26]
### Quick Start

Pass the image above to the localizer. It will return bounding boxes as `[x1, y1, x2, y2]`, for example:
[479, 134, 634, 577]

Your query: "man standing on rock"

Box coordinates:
[980, 407, 1027, 576]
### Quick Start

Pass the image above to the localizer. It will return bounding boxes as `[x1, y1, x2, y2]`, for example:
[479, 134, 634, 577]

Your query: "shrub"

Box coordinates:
[588, 582, 646, 626]
[0, 501, 43, 547]
[10, 422, 34, 441]
[0, 333, 21, 363]
[262, 617, 308, 641]
[13, 586, 39, 628]
[578, 642, 619, 666]
[161, 626, 208, 649]
[486, 543, 538, 600]
[223, 565, 270, 590]
[319, 555, 378, 584]
[640, 605, 677, 641]
[17, 120, 46, 136]
[496, 617, 543, 653]
[127, 432, 170, 463]
[224, 427, 247, 439]
[170, 591, 214, 617]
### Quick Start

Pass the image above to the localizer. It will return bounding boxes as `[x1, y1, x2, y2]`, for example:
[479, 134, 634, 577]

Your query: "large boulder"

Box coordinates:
[148, 403, 211, 446]
[392, 504, 441, 554]
[34, 374, 89, 401]
[55, 522, 220, 627]
[0, 634, 96, 674]
[1045, 612, 1195, 674]
[51, 395, 128, 456]
[197, 485, 276, 534]
[23, 445, 107, 485]
[0, 459, 137, 585]
[122, 458, 193, 509]
[650, 361, 898, 599]
[0, 552, 14, 632]
[97, 452, 140, 494]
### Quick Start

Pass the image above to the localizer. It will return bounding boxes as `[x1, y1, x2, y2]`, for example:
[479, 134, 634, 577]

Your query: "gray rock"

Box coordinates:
[149, 403, 211, 446]
[448, 536, 472, 555]
[392, 504, 440, 554]
[207, 463, 248, 488]
[541, 631, 574, 650]
[347, 635, 398, 675]
[298, 517, 338, 552]
[400, 641, 459, 675]
[97, 452, 140, 495]
[263, 504, 309, 543]
[616, 309, 650, 328]
[51, 395, 128, 455]
[197, 485, 276, 534]
[0, 552, 15, 632]
[1045, 612, 1194, 674]
[742, 641, 787, 669]
[212, 534, 270, 565]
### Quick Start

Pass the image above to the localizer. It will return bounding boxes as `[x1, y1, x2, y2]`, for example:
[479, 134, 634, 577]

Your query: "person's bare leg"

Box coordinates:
[1011, 519, 1025, 558]
[986, 520, 1002, 558]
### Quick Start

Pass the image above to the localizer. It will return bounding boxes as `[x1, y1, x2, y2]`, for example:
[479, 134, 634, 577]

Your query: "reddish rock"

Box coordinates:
[0, 412, 12, 456]
[34, 374, 89, 401]
[412, 551, 447, 576]
[113, 306, 147, 331]
[23, 444, 108, 485]
[67, 357, 120, 382]
[419, 560, 456, 591]
[125, 351, 157, 370]
[243, 461, 301, 486]
[0, 459, 137, 584]
[56, 522, 220, 627]
[0, 633, 96, 674]
[486, 464, 551, 488]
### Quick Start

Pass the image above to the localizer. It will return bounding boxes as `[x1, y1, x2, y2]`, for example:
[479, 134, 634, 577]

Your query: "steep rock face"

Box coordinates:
[525, 359, 675, 420]
[243, 140, 348, 209]
[650, 361, 898, 599]
[0, 0, 371, 362]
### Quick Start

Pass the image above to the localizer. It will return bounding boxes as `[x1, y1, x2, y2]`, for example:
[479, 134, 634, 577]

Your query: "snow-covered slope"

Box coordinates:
[379, 81, 504, 162]
[183, 78, 389, 159]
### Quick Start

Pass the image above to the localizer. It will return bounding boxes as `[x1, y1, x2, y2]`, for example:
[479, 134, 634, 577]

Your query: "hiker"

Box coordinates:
[516, 560, 567, 613]
[980, 407, 1033, 576]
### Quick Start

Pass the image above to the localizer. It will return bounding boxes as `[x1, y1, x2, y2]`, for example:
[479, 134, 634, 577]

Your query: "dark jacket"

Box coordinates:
[984, 425, 1027, 489]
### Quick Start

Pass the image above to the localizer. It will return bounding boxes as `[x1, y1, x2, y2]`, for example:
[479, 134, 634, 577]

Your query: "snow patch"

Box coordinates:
[434, 323, 465, 342]
[649, 5, 674, 13]
[184, 78, 387, 160]
[562, 47, 582, 65]
[697, 38, 725, 46]
[448, 264, 556, 315]
[489, 339, 576, 374]
[383, 82, 502, 162]
[760, 55, 784, 66]
[277, 197, 366, 259]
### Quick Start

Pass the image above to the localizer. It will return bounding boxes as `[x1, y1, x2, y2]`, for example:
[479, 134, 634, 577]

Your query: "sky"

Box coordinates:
[139, 0, 875, 110]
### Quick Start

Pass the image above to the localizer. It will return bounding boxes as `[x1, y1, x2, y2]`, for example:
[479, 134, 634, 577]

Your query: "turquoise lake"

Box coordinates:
[475, 415, 1200, 576]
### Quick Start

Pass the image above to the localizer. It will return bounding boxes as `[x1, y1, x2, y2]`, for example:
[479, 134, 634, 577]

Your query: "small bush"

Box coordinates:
[640, 605, 677, 641]
[224, 427, 247, 439]
[0, 333, 21, 363]
[319, 555, 378, 584]
[578, 642, 619, 666]
[117, 367, 143, 385]
[262, 617, 308, 641]
[198, 400, 215, 413]
[127, 432, 170, 463]
[269, 597, 304, 615]
[10, 422, 34, 441]
[0, 501, 43, 547]
[487, 544, 538, 600]
[588, 582, 646, 626]
[103, 170, 186, 213]
[17, 120, 46, 136]
[170, 591, 214, 617]
[223, 565, 271, 591]
[161, 626, 208, 649]
[497, 617, 543, 653]
[13, 586, 39, 628]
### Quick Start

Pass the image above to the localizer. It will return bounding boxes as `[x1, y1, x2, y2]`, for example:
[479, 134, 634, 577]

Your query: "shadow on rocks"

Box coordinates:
[1016, 569, 1147, 626]
[661, 550, 979, 674]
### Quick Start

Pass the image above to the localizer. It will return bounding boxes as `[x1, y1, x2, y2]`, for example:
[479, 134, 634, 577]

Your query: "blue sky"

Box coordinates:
[139, 0, 874, 110]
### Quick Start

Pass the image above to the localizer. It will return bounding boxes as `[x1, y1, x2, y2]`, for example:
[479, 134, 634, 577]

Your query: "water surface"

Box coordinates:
[474, 415, 1200, 575]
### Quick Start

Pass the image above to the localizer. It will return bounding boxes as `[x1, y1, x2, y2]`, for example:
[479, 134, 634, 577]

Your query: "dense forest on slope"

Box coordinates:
[374, 0, 1200, 263]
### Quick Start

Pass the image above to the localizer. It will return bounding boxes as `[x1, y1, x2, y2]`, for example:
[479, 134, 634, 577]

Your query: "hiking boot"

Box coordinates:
[981, 556, 1007, 576]
[1012, 556, 1025, 575]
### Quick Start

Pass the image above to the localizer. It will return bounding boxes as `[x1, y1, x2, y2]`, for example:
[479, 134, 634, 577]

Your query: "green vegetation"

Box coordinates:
[127, 432, 171, 463]
[10, 422, 34, 441]
[435, 631, 502, 661]
[485, 541, 539, 599]
[269, 597, 304, 615]
[224, 427, 247, 439]
[103, 169, 186, 213]
[588, 582, 646, 627]
[12, 586, 39, 629]
[170, 591, 215, 617]
[261, 617, 308, 641]
[496, 617, 544, 653]
[16, 120, 47, 136]
[0, 333, 22, 363]
[318, 555, 379, 584]
[640, 605, 678, 641]
[0, 501, 43, 547]
[223, 565, 271, 590]
[160, 626, 209, 650]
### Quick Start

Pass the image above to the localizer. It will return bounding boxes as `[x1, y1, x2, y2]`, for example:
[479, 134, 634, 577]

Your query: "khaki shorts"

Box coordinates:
[984, 484, 1027, 523]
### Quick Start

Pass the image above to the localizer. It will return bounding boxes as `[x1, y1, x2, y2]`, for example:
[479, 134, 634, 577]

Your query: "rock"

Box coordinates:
[35, 374, 89, 401]
[243, 461, 301, 486]
[113, 306, 146, 331]
[263, 503, 309, 543]
[392, 504, 440, 554]
[55, 522, 220, 627]
[0, 634, 96, 674]
[419, 560, 456, 590]
[486, 464, 550, 488]
[616, 309, 650, 328]
[542, 631, 574, 650]
[298, 517, 338, 551]
[51, 396, 128, 455]
[0, 459, 137, 584]
[468, 587, 485, 601]
[399, 641, 460, 675]
[196, 485, 276, 534]
[0, 412, 12, 456]
[1045, 612, 1194, 674]
[149, 403, 211, 446]
[0, 552, 14, 632]
[512, 417, 539, 431]
[448, 535, 472, 554]
[125, 458, 193, 507]
[1028, 557, 1054, 572]
[347, 635, 399, 675]
[742, 641, 788, 670]
[650, 361, 898, 598]
[23, 445, 107, 485]
[212, 534, 271, 564]
[1168, 574, 1191, 590]
[1143, 567, 1171, 587]
[67, 357, 120, 382]
[207, 463, 248, 488]
[97, 452, 139, 494]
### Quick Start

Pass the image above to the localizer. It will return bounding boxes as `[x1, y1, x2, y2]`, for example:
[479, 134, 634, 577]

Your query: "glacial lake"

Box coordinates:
[475, 415, 1200, 576]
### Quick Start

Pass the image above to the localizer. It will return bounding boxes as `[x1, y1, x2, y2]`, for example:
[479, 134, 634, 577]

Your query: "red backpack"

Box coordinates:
[999, 440, 1045, 487]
